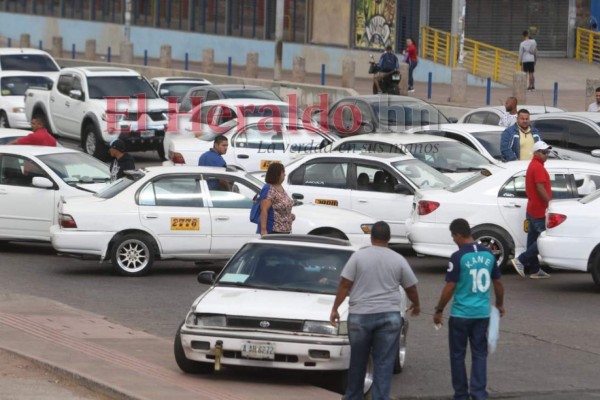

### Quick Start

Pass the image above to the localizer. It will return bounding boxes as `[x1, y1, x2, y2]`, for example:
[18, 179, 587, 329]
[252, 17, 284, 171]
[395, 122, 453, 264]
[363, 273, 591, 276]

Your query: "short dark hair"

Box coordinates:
[213, 135, 228, 145]
[371, 221, 391, 242]
[523, 30, 529, 37]
[31, 115, 47, 128]
[264, 162, 284, 184]
[449, 218, 471, 237]
[385, 45, 393, 51]
[517, 108, 530, 116]
[595, 87, 600, 93]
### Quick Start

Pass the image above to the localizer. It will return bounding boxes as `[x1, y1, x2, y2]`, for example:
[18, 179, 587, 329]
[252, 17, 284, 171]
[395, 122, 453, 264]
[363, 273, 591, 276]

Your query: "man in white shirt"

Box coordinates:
[499, 97, 518, 127]
[588, 87, 600, 112]
[519, 30, 537, 91]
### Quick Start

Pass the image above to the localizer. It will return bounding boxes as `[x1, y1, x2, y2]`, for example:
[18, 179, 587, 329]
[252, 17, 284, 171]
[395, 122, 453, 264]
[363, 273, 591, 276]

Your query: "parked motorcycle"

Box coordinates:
[369, 56, 401, 95]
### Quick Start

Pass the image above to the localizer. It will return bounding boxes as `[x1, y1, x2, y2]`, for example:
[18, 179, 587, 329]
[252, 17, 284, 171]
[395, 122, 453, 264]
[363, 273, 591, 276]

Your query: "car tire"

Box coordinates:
[331, 356, 373, 395]
[472, 227, 513, 270]
[591, 251, 600, 287]
[0, 111, 10, 128]
[82, 124, 109, 161]
[174, 322, 214, 374]
[393, 318, 409, 374]
[110, 233, 155, 276]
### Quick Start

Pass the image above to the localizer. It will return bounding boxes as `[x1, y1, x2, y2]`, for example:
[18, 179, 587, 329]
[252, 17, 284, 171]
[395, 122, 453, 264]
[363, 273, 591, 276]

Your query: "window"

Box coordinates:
[206, 91, 219, 101]
[531, 120, 567, 147]
[204, 175, 257, 208]
[138, 176, 204, 207]
[572, 172, 600, 197]
[295, 161, 348, 189]
[355, 163, 397, 193]
[328, 100, 356, 132]
[499, 173, 570, 199]
[234, 126, 284, 150]
[56, 75, 73, 96]
[0, 75, 53, 96]
[335, 141, 407, 155]
[464, 112, 489, 124]
[0, 155, 47, 187]
[567, 121, 600, 153]
[0, 54, 59, 72]
[87, 76, 158, 99]
[485, 113, 500, 125]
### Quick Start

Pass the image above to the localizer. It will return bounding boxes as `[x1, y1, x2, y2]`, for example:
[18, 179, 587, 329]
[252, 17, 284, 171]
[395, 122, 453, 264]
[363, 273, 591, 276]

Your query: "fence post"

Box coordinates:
[553, 82, 558, 108]
[51, 36, 63, 58]
[85, 39, 96, 60]
[292, 56, 305, 83]
[38, 40, 43, 50]
[227, 57, 232, 76]
[71, 43, 76, 59]
[20, 33, 30, 48]
[160, 44, 172, 69]
[184, 52, 189, 71]
[427, 72, 432, 99]
[202, 48, 214, 73]
[512, 71, 527, 104]
[321, 64, 325, 86]
[120, 41, 134, 64]
[107, 46, 111, 62]
[246, 52, 259, 78]
[341, 58, 355, 89]
[144, 49, 148, 66]
[486, 77, 491, 105]
[589, 32, 594, 64]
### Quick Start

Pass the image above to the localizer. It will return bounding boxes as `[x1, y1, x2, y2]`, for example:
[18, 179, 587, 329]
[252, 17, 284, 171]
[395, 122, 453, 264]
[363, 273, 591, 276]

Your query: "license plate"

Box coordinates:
[392, 74, 400, 81]
[140, 130, 155, 138]
[260, 160, 280, 170]
[241, 341, 275, 360]
[523, 219, 529, 233]
[170, 217, 200, 231]
[315, 199, 339, 206]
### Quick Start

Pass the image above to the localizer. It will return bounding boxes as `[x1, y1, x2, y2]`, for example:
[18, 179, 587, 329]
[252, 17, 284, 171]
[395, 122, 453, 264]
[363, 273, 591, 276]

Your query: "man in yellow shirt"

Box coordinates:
[500, 109, 542, 161]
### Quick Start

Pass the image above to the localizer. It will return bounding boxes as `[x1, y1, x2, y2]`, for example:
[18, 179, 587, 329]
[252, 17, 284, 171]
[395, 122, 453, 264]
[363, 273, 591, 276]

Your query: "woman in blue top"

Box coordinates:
[257, 163, 294, 236]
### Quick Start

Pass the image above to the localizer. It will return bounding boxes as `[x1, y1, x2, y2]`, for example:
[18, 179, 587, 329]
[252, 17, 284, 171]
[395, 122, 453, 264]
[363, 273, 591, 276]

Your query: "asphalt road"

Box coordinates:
[1, 240, 600, 399]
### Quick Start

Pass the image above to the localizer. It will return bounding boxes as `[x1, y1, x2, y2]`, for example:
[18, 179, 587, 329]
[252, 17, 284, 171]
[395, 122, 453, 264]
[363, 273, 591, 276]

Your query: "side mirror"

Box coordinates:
[591, 149, 600, 158]
[292, 193, 304, 200]
[361, 120, 375, 133]
[197, 271, 215, 285]
[69, 89, 83, 100]
[32, 176, 54, 189]
[394, 183, 412, 195]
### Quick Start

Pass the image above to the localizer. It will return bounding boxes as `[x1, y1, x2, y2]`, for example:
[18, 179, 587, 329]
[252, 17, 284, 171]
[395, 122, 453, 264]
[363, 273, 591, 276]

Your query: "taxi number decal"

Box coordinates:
[171, 217, 200, 231]
[260, 160, 280, 170]
[315, 199, 339, 206]
[523, 219, 529, 233]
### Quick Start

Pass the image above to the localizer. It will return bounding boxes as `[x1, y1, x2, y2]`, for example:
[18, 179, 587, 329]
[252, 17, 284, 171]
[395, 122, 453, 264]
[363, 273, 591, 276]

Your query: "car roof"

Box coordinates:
[0, 48, 54, 56]
[303, 151, 416, 162]
[532, 112, 600, 123]
[141, 165, 249, 177]
[417, 123, 505, 133]
[151, 76, 211, 84]
[0, 71, 54, 78]
[0, 128, 30, 138]
[335, 133, 456, 144]
[0, 145, 83, 156]
[338, 94, 428, 104]
[467, 105, 564, 114]
[200, 98, 289, 107]
[198, 84, 272, 91]
[62, 67, 140, 77]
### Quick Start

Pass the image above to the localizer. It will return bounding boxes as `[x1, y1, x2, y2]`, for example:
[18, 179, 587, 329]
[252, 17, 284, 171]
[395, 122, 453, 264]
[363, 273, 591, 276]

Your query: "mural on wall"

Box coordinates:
[354, 0, 397, 49]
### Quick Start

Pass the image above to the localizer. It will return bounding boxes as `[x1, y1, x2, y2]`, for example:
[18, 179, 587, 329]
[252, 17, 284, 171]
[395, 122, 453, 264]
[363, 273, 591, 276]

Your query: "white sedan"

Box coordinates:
[0, 71, 54, 129]
[458, 105, 564, 125]
[0, 146, 110, 242]
[175, 234, 408, 394]
[50, 166, 375, 276]
[406, 160, 600, 269]
[538, 190, 600, 287]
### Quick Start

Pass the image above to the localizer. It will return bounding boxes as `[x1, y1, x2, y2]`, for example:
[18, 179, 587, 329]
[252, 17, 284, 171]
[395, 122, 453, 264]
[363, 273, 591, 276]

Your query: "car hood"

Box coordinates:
[194, 286, 347, 321]
[93, 98, 168, 112]
[1, 95, 25, 108]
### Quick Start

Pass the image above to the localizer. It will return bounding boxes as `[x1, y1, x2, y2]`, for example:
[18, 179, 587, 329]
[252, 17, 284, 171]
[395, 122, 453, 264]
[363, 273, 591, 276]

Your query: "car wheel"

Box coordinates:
[82, 124, 109, 161]
[472, 227, 513, 270]
[110, 233, 155, 276]
[331, 356, 373, 395]
[591, 252, 600, 287]
[174, 322, 214, 374]
[393, 318, 409, 374]
[0, 111, 10, 128]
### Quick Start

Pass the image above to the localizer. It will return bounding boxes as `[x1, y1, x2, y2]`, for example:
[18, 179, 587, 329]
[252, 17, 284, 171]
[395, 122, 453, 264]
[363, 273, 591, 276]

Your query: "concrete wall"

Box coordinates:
[0, 12, 500, 87]
[310, 0, 351, 46]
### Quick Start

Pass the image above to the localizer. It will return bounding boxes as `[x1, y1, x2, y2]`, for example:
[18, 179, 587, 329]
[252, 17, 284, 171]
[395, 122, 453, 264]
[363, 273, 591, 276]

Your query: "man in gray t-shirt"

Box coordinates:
[330, 221, 420, 400]
[519, 30, 537, 91]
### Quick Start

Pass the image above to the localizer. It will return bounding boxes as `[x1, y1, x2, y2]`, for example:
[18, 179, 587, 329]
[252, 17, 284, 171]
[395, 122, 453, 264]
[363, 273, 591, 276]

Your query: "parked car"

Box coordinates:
[314, 95, 453, 136]
[458, 105, 564, 125]
[0, 146, 110, 242]
[0, 48, 61, 81]
[530, 112, 600, 162]
[323, 133, 497, 180]
[179, 84, 282, 113]
[406, 160, 600, 269]
[50, 166, 375, 276]
[149, 76, 212, 103]
[538, 189, 600, 287]
[174, 234, 409, 394]
[0, 71, 53, 128]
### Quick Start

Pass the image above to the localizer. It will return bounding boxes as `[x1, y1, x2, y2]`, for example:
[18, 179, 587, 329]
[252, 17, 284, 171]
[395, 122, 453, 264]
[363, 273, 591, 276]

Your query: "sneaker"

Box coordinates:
[530, 270, 551, 279]
[511, 258, 526, 278]
[408, 88, 415, 93]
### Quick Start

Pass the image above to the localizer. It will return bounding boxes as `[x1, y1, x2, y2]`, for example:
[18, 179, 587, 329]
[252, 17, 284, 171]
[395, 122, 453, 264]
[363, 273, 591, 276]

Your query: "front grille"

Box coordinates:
[125, 111, 167, 122]
[207, 351, 299, 363]
[226, 316, 303, 332]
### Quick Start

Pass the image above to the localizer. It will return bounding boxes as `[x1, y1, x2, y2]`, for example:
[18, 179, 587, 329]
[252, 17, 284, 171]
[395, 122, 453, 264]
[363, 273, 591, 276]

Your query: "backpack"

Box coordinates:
[380, 52, 397, 72]
[250, 184, 270, 224]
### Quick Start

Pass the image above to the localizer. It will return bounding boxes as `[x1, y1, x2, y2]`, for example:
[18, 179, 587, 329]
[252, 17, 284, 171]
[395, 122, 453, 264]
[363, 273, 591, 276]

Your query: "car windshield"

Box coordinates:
[216, 243, 353, 294]
[159, 83, 207, 102]
[1, 76, 53, 96]
[391, 159, 453, 189]
[37, 152, 110, 186]
[87, 76, 158, 99]
[223, 89, 282, 101]
[408, 141, 491, 172]
[469, 131, 503, 160]
[371, 101, 450, 127]
[446, 169, 492, 192]
[95, 175, 138, 198]
[0, 54, 59, 72]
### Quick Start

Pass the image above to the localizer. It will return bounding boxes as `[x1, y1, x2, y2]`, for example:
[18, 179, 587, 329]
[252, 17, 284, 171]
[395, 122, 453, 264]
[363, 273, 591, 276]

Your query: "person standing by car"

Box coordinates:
[587, 87, 600, 112]
[519, 30, 537, 91]
[500, 109, 541, 161]
[9, 116, 56, 146]
[403, 38, 418, 93]
[257, 162, 295, 236]
[499, 97, 518, 127]
[330, 221, 420, 400]
[511, 141, 552, 279]
[433, 218, 505, 400]
[109, 139, 135, 182]
[199, 136, 230, 190]
[373, 45, 400, 94]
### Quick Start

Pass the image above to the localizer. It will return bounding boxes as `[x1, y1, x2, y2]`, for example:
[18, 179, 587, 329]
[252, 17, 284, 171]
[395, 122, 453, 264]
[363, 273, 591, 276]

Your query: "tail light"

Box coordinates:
[59, 213, 77, 229]
[169, 151, 185, 164]
[546, 213, 567, 229]
[417, 200, 440, 216]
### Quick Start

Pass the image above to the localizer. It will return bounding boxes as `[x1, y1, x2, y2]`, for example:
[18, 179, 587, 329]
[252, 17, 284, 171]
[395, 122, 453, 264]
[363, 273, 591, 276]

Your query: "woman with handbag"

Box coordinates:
[257, 163, 295, 236]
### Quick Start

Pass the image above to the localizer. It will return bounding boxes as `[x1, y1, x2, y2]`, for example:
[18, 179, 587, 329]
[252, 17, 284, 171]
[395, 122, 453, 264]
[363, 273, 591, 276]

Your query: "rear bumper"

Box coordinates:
[50, 225, 113, 258]
[406, 220, 455, 258]
[537, 232, 590, 272]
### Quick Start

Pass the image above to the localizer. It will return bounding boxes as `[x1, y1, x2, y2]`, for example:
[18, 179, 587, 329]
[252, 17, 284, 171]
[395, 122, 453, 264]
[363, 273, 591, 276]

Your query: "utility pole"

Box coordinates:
[124, 0, 132, 41]
[274, 0, 284, 81]
[457, 0, 466, 67]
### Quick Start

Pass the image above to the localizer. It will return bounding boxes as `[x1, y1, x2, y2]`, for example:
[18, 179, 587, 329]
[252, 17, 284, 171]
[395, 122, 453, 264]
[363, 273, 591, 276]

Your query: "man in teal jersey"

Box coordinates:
[433, 219, 505, 400]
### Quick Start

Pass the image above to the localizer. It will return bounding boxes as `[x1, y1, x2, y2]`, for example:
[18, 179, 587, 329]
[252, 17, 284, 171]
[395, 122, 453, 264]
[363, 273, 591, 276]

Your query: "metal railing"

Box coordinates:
[576, 27, 600, 64]
[421, 26, 520, 85]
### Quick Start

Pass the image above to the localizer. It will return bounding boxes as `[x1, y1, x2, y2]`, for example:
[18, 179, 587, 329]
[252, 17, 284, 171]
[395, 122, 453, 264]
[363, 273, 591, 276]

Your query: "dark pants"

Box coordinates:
[518, 213, 545, 274]
[408, 60, 418, 89]
[449, 316, 490, 400]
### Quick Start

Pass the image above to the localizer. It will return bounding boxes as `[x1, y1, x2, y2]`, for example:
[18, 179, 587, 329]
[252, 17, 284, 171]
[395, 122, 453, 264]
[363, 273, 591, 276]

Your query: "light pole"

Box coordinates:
[457, 0, 466, 67]
[124, 0, 132, 42]
[274, 0, 284, 81]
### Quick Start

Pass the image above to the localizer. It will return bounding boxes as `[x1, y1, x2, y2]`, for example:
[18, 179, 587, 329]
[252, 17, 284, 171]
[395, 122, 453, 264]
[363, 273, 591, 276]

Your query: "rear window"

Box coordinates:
[223, 89, 282, 101]
[0, 54, 59, 72]
[1, 75, 53, 96]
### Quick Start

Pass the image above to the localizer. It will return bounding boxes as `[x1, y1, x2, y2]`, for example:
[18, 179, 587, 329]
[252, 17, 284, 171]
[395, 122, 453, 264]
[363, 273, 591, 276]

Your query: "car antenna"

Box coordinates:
[541, 91, 548, 114]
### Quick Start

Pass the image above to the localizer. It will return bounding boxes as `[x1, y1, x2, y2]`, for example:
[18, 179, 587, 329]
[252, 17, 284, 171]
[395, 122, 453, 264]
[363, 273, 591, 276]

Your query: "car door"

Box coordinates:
[203, 174, 258, 254]
[530, 119, 569, 158]
[137, 174, 211, 256]
[566, 121, 600, 162]
[50, 74, 74, 134]
[285, 158, 352, 209]
[0, 154, 56, 240]
[231, 124, 284, 171]
[62, 74, 86, 135]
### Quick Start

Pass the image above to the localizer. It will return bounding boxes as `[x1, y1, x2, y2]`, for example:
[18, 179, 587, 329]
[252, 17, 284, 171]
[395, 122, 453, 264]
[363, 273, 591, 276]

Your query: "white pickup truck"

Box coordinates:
[24, 66, 169, 160]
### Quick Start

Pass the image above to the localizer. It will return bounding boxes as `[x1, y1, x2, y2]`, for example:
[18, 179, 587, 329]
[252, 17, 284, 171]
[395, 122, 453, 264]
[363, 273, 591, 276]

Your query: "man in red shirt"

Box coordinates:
[9, 116, 56, 146]
[511, 141, 552, 279]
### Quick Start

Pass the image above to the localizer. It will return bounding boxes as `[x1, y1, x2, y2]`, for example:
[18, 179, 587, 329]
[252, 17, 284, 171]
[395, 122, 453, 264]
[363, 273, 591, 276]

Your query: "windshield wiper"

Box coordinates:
[217, 281, 282, 290]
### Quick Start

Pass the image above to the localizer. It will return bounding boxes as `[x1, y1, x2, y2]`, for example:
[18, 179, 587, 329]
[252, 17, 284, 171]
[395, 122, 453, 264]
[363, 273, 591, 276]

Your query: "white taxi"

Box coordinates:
[406, 160, 600, 269]
[0, 71, 54, 129]
[50, 166, 375, 276]
[175, 234, 409, 394]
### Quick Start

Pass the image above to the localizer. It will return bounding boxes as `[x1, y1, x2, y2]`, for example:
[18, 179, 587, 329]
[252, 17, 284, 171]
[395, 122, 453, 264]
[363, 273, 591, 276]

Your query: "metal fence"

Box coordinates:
[576, 27, 600, 64]
[0, 0, 307, 42]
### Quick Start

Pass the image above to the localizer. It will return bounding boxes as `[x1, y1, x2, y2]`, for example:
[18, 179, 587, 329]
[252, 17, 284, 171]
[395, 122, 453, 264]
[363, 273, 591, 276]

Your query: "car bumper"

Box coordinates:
[113, 130, 165, 151]
[406, 220, 455, 258]
[345, 233, 372, 247]
[8, 112, 31, 129]
[180, 327, 350, 371]
[50, 225, 113, 257]
[537, 232, 590, 272]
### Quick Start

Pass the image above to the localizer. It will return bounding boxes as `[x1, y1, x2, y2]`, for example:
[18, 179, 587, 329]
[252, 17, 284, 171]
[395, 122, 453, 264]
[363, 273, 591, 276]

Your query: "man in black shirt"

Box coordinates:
[109, 139, 136, 182]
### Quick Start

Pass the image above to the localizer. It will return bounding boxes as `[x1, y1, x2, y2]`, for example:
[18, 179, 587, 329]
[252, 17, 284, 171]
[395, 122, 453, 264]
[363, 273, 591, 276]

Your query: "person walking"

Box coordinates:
[373, 45, 399, 94]
[108, 139, 135, 182]
[257, 162, 295, 236]
[403, 37, 418, 93]
[500, 109, 541, 161]
[519, 30, 537, 91]
[511, 141, 553, 279]
[9, 116, 56, 146]
[498, 97, 518, 127]
[587, 87, 600, 112]
[433, 218, 505, 400]
[330, 221, 421, 400]
[198, 135, 228, 167]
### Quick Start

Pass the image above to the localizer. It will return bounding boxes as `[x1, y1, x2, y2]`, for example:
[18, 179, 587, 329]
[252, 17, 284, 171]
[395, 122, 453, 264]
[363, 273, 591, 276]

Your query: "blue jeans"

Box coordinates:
[449, 317, 490, 400]
[345, 312, 401, 400]
[518, 213, 545, 274]
[408, 60, 418, 89]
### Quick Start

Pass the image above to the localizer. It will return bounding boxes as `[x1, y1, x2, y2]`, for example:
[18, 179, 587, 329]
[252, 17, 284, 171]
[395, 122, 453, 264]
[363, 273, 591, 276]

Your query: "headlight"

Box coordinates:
[303, 320, 341, 335]
[11, 107, 24, 113]
[101, 113, 125, 122]
[361, 224, 373, 234]
[185, 313, 226, 327]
